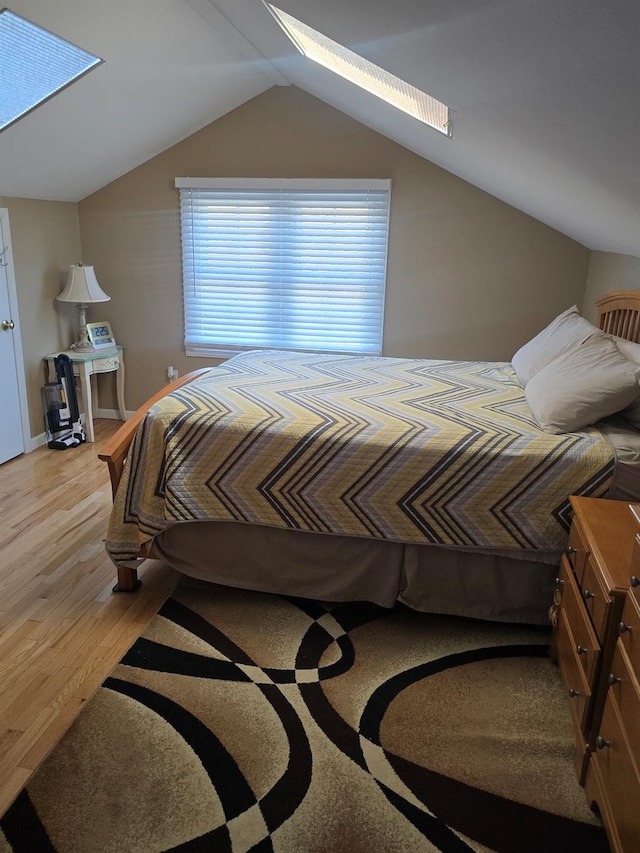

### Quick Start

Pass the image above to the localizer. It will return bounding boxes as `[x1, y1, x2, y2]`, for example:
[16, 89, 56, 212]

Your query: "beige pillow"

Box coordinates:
[613, 337, 640, 428]
[512, 305, 603, 386]
[614, 337, 640, 364]
[525, 336, 640, 434]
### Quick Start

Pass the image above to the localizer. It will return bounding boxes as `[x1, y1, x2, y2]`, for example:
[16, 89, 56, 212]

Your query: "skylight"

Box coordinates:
[265, 4, 452, 138]
[0, 8, 103, 133]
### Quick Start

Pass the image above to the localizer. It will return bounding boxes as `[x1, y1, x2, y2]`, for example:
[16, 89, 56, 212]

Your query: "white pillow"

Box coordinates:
[614, 336, 640, 364]
[512, 305, 603, 386]
[613, 337, 640, 428]
[525, 336, 640, 434]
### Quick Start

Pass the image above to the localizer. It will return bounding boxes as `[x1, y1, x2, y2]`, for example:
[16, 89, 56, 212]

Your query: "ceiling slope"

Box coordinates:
[0, 0, 638, 255]
[0, 0, 275, 201]
[212, 0, 640, 255]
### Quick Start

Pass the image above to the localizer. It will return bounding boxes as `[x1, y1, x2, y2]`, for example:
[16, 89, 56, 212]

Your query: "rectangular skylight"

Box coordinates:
[0, 7, 103, 133]
[265, 4, 452, 137]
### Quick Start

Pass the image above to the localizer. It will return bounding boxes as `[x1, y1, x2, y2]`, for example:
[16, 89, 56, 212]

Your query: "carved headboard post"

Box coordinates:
[595, 290, 640, 342]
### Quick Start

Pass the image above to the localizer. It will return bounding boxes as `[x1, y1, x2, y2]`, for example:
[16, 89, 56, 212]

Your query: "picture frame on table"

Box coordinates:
[86, 321, 116, 349]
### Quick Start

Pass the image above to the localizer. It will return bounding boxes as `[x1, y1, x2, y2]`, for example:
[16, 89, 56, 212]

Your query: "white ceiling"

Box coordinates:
[0, 0, 638, 255]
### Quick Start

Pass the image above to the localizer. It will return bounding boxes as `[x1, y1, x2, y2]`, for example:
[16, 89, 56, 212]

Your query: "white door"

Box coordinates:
[0, 210, 27, 464]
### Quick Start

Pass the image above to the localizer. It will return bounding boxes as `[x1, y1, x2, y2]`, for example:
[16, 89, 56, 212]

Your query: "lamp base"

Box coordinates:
[71, 341, 95, 353]
[72, 303, 95, 352]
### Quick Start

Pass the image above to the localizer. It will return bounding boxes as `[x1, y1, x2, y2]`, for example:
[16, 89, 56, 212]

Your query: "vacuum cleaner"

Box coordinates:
[42, 354, 86, 449]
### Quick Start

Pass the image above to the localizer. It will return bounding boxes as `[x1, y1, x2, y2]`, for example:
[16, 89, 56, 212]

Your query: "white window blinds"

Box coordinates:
[176, 178, 391, 357]
[0, 8, 102, 133]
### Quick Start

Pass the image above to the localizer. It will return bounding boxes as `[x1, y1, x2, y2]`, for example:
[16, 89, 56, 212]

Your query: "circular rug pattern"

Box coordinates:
[0, 581, 608, 853]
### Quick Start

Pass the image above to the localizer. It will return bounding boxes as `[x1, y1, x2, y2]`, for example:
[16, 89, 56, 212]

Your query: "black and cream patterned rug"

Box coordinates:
[0, 580, 608, 853]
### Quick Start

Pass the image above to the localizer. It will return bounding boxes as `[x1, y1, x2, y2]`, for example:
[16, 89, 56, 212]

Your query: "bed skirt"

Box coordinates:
[151, 522, 559, 626]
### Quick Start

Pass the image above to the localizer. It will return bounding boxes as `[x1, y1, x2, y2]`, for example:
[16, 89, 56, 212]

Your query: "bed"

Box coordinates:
[99, 290, 640, 624]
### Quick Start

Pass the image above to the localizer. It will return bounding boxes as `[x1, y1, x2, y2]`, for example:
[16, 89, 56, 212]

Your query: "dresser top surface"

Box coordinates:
[570, 496, 637, 591]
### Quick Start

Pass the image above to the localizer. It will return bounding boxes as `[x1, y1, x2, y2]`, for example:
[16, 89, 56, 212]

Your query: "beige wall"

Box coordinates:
[582, 252, 640, 323]
[78, 86, 590, 410]
[0, 197, 81, 438]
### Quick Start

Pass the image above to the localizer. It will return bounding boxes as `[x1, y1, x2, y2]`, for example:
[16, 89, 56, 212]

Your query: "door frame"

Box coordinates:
[0, 208, 30, 455]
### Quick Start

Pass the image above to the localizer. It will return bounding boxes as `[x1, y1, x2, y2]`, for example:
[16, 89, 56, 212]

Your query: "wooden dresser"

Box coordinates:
[554, 496, 640, 852]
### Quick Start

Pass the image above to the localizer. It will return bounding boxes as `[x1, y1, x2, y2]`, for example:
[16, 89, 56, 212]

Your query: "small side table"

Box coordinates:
[44, 346, 126, 442]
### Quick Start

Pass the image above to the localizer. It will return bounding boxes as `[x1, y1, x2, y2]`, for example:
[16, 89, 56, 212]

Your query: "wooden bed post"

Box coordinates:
[113, 563, 142, 593]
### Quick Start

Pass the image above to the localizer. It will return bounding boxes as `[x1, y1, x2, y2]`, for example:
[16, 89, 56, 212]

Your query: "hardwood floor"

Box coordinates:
[0, 420, 179, 817]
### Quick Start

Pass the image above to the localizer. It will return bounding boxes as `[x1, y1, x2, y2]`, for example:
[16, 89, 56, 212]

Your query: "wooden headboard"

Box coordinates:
[596, 290, 640, 342]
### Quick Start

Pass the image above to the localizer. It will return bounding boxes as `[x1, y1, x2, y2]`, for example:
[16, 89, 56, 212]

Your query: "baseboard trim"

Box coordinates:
[27, 409, 133, 453]
[29, 432, 48, 452]
[96, 407, 135, 420]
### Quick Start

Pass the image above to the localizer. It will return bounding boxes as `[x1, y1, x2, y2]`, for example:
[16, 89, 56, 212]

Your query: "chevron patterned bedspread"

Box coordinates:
[106, 350, 616, 564]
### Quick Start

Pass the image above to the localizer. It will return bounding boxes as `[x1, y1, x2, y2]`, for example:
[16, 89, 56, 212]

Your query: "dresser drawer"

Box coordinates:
[608, 640, 640, 775]
[568, 516, 590, 583]
[91, 354, 120, 373]
[629, 531, 640, 611]
[618, 591, 639, 667]
[559, 557, 600, 687]
[557, 604, 592, 731]
[557, 603, 591, 781]
[587, 695, 640, 853]
[630, 573, 640, 611]
[581, 556, 612, 642]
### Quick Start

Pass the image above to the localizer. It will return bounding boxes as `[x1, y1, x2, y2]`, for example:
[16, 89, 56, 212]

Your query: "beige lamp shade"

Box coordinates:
[57, 264, 110, 351]
[57, 264, 110, 304]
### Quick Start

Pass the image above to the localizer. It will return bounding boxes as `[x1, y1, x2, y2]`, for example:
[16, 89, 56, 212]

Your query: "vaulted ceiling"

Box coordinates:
[1, 0, 638, 255]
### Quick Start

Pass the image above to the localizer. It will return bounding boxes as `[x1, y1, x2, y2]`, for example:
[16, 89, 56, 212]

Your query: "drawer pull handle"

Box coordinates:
[576, 644, 588, 655]
[631, 576, 639, 588]
[568, 688, 581, 698]
[608, 673, 622, 686]
[619, 621, 633, 634]
[595, 736, 610, 750]
[565, 547, 577, 555]
[582, 589, 595, 601]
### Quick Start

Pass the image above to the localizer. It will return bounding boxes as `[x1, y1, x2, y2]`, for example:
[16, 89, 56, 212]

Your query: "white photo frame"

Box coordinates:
[87, 321, 116, 349]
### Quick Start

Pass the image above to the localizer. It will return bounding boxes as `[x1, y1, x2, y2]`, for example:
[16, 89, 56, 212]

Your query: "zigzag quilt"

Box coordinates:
[106, 350, 615, 564]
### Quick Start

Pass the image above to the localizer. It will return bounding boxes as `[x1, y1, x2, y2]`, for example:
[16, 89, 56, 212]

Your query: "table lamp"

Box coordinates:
[56, 264, 110, 352]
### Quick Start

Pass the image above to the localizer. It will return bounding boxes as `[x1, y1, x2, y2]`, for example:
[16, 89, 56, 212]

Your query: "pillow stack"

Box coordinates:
[511, 306, 640, 434]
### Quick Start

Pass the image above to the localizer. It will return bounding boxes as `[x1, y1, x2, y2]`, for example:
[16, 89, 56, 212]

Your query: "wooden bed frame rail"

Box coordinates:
[98, 368, 211, 499]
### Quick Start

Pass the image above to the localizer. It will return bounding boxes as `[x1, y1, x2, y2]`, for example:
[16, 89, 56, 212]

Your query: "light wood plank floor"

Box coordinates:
[0, 420, 179, 817]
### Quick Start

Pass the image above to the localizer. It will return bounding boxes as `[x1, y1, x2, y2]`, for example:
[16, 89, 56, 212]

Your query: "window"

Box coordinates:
[265, 4, 452, 138]
[0, 8, 102, 133]
[176, 178, 391, 357]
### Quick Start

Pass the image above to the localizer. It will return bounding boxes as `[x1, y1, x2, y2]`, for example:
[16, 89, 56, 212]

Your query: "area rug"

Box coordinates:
[0, 580, 608, 853]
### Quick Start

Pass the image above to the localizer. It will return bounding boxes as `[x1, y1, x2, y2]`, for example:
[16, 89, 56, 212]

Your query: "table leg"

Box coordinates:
[90, 373, 98, 420]
[116, 355, 127, 421]
[79, 362, 95, 442]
